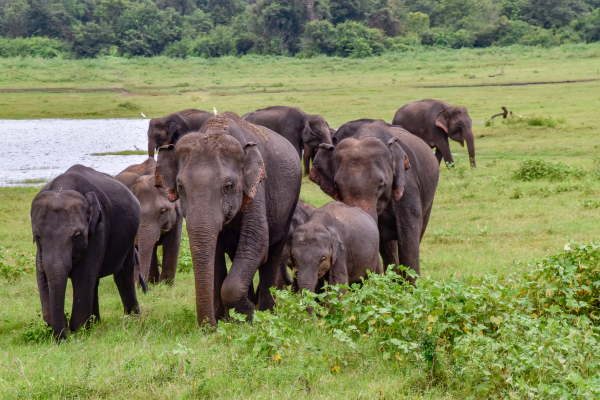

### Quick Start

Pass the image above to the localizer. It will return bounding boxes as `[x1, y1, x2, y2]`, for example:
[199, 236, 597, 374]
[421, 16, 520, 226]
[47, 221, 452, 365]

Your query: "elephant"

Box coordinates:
[392, 99, 476, 168]
[310, 119, 439, 283]
[155, 112, 302, 326]
[303, 128, 337, 177]
[116, 157, 183, 285]
[30, 164, 142, 339]
[277, 199, 316, 290]
[147, 109, 213, 158]
[291, 201, 382, 293]
[242, 106, 332, 175]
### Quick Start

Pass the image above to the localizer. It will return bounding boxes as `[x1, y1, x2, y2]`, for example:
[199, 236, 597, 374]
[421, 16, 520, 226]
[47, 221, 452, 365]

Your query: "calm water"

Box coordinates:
[0, 119, 150, 186]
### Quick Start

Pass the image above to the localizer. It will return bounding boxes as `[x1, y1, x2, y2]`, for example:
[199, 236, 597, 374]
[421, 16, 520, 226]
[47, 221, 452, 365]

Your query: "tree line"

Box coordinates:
[0, 0, 599, 58]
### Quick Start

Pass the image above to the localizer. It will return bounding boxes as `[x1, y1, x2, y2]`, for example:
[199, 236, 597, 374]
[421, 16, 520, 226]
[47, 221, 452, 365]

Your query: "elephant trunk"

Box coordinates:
[186, 212, 222, 327]
[148, 139, 156, 158]
[42, 250, 71, 340]
[297, 270, 318, 294]
[136, 224, 161, 281]
[465, 129, 476, 168]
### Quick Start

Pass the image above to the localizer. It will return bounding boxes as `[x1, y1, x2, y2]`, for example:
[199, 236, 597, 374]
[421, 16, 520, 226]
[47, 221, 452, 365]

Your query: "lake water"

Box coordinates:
[0, 119, 150, 186]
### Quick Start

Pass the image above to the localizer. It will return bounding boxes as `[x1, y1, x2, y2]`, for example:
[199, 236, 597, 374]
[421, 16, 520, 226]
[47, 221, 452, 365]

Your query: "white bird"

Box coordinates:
[213, 107, 218, 116]
[141, 112, 146, 118]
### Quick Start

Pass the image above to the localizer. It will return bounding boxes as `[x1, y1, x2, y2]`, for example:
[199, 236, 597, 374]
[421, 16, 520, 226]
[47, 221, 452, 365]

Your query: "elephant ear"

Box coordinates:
[309, 144, 340, 201]
[301, 120, 314, 143]
[435, 110, 449, 133]
[326, 226, 343, 265]
[155, 144, 179, 202]
[387, 137, 410, 201]
[242, 142, 266, 199]
[85, 192, 102, 235]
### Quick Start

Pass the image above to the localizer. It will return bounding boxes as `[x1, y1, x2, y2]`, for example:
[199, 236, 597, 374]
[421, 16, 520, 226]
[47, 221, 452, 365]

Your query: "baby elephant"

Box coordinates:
[31, 165, 142, 340]
[291, 202, 382, 293]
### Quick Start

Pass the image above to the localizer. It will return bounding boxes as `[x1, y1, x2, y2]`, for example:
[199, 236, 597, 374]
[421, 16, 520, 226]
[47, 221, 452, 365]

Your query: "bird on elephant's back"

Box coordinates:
[155, 112, 302, 327]
[393, 99, 476, 168]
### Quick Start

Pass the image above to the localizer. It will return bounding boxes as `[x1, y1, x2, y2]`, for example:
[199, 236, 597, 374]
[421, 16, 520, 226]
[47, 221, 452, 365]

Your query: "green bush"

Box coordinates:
[513, 159, 587, 181]
[0, 36, 70, 58]
[0, 247, 35, 282]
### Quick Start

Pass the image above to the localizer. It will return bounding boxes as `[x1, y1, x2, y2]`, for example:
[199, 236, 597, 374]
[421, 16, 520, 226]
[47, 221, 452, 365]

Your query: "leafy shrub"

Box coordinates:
[0, 247, 35, 282]
[513, 159, 587, 181]
[177, 238, 193, 274]
[0, 36, 70, 58]
[217, 242, 600, 397]
[117, 101, 140, 110]
[21, 318, 53, 344]
[504, 114, 565, 128]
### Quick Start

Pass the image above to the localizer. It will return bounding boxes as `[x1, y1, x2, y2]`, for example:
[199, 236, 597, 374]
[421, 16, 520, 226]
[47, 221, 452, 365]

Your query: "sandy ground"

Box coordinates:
[1, 119, 150, 186]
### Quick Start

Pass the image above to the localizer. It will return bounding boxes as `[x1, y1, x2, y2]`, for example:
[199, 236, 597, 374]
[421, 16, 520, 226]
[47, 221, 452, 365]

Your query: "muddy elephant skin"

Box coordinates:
[30, 165, 141, 339]
[393, 99, 476, 167]
[242, 106, 332, 175]
[155, 112, 302, 327]
[292, 201, 382, 293]
[311, 120, 439, 282]
[117, 158, 183, 285]
[147, 109, 212, 158]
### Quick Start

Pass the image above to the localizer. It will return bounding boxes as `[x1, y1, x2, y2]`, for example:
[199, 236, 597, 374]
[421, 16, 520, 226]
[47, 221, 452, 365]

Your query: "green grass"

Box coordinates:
[91, 150, 147, 156]
[2, 44, 600, 398]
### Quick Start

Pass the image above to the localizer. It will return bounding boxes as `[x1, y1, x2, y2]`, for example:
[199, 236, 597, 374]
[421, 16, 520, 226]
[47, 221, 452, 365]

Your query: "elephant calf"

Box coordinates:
[291, 202, 382, 293]
[116, 157, 182, 285]
[31, 165, 141, 339]
[147, 109, 213, 158]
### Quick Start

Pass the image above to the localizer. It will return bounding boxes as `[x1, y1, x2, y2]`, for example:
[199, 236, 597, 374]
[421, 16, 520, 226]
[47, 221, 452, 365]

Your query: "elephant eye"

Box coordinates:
[73, 231, 81, 238]
[223, 181, 234, 194]
[160, 208, 166, 214]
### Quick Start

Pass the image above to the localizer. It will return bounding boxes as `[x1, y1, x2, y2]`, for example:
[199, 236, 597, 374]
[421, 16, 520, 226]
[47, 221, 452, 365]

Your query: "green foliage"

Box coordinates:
[0, 36, 70, 58]
[177, 237, 194, 274]
[0, 246, 35, 282]
[513, 159, 587, 181]
[117, 101, 140, 110]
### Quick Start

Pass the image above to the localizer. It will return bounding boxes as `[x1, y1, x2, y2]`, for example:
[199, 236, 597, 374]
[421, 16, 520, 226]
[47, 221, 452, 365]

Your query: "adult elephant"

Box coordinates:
[310, 120, 439, 282]
[147, 109, 212, 158]
[117, 158, 182, 285]
[31, 165, 141, 339]
[392, 99, 476, 168]
[242, 106, 332, 175]
[155, 112, 302, 326]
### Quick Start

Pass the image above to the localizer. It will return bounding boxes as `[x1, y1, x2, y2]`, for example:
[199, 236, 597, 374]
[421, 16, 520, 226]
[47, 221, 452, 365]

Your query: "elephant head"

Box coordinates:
[155, 115, 266, 326]
[310, 122, 410, 221]
[31, 190, 102, 339]
[302, 115, 333, 149]
[291, 223, 342, 293]
[435, 107, 475, 167]
[147, 114, 189, 158]
[130, 174, 179, 282]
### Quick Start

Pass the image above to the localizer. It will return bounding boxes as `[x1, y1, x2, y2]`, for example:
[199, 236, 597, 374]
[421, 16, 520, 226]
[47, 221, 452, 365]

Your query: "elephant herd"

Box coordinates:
[30, 100, 476, 339]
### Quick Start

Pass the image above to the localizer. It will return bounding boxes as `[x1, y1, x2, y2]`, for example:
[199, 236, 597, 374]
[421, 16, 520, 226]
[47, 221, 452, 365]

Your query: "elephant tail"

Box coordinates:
[134, 248, 148, 294]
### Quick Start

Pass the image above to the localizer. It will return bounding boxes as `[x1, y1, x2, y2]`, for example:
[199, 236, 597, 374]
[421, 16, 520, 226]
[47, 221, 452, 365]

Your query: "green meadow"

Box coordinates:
[2, 44, 600, 398]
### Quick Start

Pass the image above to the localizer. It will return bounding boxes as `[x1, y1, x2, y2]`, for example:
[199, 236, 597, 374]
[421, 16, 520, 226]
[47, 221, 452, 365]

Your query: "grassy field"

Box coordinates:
[2, 44, 600, 398]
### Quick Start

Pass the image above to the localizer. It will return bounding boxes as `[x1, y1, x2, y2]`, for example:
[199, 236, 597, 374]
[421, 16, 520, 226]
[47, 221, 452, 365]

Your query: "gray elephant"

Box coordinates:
[116, 158, 183, 285]
[155, 112, 302, 326]
[242, 106, 332, 175]
[31, 165, 141, 339]
[291, 201, 382, 293]
[392, 99, 476, 167]
[147, 109, 212, 158]
[277, 199, 316, 290]
[311, 120, 439, 282]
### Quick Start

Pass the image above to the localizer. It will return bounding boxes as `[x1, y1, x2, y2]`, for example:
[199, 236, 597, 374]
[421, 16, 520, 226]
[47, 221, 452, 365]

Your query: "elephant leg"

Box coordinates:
[436, 140, 454, 167]
[92, 282, 100, 323]
[220, 196, 269, 319]
[148, 243, 159, 285]
[69, 267, 98, 332]
[159, 216, 183, 285]
[36, 257, 52, 326]
[434, 148, 443, 164]
[379, 240, 398, 272]
[114, 246, 140, 315]
[256, 238, 286, 312]
[213, 236, 227, 321]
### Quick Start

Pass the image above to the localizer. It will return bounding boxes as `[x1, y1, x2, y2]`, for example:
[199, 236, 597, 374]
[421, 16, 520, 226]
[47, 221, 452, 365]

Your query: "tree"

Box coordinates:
[73, 22, 114, 58]
[0, 0, 30, 37]
[329, 0, 374, 24]
[249, 0, 305, 54]
[520, 0, 582, 28]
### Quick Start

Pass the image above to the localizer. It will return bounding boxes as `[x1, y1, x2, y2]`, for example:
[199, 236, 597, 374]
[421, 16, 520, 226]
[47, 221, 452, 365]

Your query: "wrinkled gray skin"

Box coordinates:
[147, 109, 212, 158]
[242, 106, 332, 175]
[292, 201, 382, 293]
[393, 99, 476, 168]
[155, 112, 302, 327]
[277, 199, 316, 290]
[116, 158, 182, 285]
[31, 165, 141, 340]
[311, 120, 439, 283]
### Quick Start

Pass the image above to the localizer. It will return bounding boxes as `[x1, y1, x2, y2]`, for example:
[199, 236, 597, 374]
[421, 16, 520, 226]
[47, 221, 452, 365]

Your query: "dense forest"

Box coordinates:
[0, 0, 599, 58]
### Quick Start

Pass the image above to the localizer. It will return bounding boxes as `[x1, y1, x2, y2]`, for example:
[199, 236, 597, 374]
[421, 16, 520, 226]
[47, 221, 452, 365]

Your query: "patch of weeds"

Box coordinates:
[511, 187, 524, 199]
[117, 101, 140, 110]
[583, 199, 600, 208]
[0, 247, 35, 282]
[530, 185, 579, 197]
[177, 238, 193, 274]
[431, 229, 453, 244]
[513, 159, 587, 181]
[21, 316, 53, 344]
[504, 114, 565, 128]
